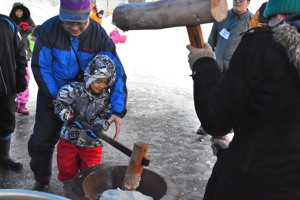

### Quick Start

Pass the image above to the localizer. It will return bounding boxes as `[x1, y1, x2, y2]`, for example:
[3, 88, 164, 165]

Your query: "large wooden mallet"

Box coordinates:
[112, 0, 228, 48]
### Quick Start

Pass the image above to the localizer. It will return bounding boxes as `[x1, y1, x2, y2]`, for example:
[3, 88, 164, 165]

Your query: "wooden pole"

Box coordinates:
[186, 25, 205, 48]
[122, 142, 149, 191]
[112, 0, 228, 31]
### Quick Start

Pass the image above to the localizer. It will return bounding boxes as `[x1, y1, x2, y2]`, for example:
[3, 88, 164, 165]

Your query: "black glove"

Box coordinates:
[16, 74, 27, 93]
[86, 129, 98, 139]
[73, 120, 98, 139]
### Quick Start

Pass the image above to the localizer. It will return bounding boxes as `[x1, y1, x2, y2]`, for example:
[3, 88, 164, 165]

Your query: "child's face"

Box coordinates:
[15, 9, 23, 18]
[90, 78, 109, 93]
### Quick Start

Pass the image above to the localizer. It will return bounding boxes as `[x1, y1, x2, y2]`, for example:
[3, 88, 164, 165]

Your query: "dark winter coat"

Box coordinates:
[32, 16, 127, 118]
[9, 2, 35, 52]
[0, 14, 27, 96]
[192, 14, 300, 200]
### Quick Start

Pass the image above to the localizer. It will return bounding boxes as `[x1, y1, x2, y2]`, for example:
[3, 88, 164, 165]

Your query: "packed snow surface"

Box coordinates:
[99, 188, 153, 200]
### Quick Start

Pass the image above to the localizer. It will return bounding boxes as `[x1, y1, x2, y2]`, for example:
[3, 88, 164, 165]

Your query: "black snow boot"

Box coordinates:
[32, 181, 50, 192]
[0, 139, 23, 171]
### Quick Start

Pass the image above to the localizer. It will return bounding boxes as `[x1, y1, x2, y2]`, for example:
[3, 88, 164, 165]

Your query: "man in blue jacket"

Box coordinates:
[28, 0, 127, 191]
[0, 14, 27, 171]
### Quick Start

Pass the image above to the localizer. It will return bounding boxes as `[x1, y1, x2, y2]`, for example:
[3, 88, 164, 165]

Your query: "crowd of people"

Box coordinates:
[2, 0, 300, 199]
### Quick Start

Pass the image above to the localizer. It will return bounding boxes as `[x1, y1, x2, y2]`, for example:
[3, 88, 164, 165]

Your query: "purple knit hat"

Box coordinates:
[59, 0, 90, 21]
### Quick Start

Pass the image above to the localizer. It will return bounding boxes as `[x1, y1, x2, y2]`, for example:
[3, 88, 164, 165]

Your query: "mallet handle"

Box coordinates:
[186, 25, 205, 48]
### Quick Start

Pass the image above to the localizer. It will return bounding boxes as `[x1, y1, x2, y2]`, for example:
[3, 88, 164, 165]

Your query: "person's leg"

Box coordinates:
[57, 139, 79, 198]
[16, 67, 30, 115]
[0, 95, 22, 171]
[28, 90, 62, 191]
[79, 146, 103, 171]
[57, 139, 79, 181]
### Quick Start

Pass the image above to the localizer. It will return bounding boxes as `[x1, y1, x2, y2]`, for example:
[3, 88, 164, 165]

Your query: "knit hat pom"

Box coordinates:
[264, 0, 300, 18]
[59, 0, 90, 21]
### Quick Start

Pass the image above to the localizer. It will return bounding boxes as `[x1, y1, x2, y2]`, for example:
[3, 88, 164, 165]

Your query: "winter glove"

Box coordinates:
[86, 129, 98, 139]
[19, 22, 29, 31]
[93, 119, 110, 131]
[210, 133, 233, 156]
[186, 43, 215, 70]
[73, 121, 84, 129]
[16, 74, 27, 93]
[74, 121, 98, 139]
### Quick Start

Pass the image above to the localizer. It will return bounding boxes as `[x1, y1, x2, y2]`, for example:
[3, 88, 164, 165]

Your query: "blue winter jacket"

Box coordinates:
[31, 16, 127, 117]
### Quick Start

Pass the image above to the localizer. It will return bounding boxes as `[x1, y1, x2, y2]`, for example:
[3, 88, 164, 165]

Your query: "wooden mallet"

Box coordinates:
[112, 0, 228, 48]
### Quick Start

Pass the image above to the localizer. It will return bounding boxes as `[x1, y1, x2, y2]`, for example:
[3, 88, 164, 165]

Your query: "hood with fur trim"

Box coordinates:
[9, 2, 31, 22]
[273, 14, 300, 78]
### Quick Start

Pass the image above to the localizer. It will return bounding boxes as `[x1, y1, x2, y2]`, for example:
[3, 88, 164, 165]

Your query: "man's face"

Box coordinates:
[232, 0, 250, 14]
[62, 18, 89, 37]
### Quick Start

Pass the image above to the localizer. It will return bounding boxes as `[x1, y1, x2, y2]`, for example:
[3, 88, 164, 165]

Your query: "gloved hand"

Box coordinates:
[186, 43, 215, 70]
[16, 74, 27, 93]
[93, 119, 110, 131]
[210, 134, 233, 156]
[19, 22, 29, 31]
[73, 121, 99, 139]
[73, 121, 84, 129]
[86, 129, 98, 139]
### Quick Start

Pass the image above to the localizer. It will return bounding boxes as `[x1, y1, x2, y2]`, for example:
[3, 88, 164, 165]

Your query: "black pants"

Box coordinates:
[0, 94, 16, 137]
[28, 90, 62, 183]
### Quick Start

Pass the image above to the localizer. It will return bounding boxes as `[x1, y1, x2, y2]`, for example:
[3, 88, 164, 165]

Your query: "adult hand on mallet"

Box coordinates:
[186, 43, 215, 69]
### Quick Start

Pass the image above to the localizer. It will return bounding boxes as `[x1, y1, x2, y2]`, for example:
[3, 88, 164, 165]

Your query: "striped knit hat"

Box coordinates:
[59, 0, 90, 21]
[264, 0, 300, 18]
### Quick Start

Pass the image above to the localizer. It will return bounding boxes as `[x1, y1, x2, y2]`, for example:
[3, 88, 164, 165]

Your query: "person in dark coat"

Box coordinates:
[0, 14, 27, 171]
[186, 0, 300, 199]
[9, 2, 35, 115]
[196, 0, 253, 136]
[9, 2, 35, 59]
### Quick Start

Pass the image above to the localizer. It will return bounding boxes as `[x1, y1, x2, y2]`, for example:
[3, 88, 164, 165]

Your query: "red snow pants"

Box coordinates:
[57, 138, 103, 181]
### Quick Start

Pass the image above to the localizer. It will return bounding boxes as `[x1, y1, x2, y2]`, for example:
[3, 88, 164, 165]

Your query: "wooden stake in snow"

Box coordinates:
[122, 142, 149, 191]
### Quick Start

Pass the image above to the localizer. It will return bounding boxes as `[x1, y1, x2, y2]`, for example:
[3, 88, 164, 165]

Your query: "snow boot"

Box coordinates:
[196, 125, 208, 136]
[62, 180, 72, 198]
[16, 103, 29, 115]
[32, 181, 50, 192]
[0, 138, 23, 171]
